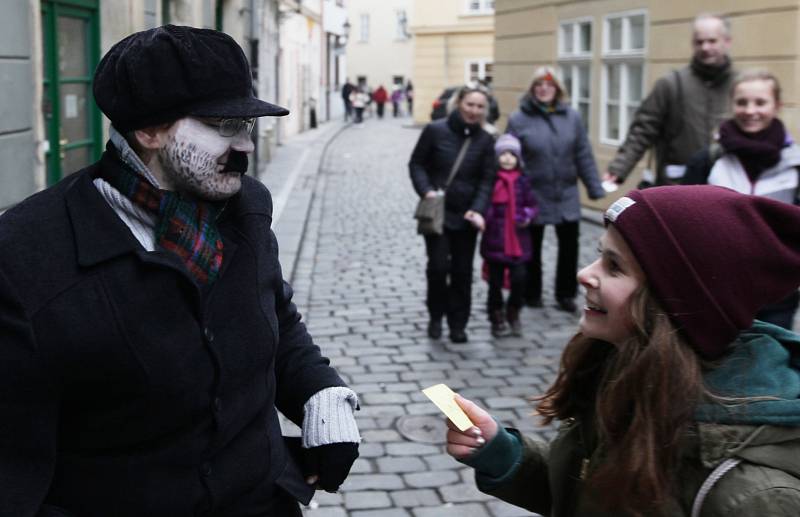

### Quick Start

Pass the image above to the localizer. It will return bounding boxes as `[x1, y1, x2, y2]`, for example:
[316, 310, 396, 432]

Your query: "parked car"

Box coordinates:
[430, 86, 500, 124]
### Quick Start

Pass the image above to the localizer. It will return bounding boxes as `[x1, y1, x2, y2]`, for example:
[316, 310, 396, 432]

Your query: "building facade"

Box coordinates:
[2, 0, 347, 211]
[494, 0, 800, 203]
[345, 0, 414, 97]
[409, 0, 495, 124]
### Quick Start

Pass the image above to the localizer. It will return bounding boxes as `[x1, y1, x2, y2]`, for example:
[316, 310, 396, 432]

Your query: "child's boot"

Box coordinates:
[490, 309, 510, 337]
[507, 305, 522, 337]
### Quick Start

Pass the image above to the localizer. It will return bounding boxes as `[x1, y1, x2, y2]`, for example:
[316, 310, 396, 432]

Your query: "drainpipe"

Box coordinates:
[249, 0, 259, 172]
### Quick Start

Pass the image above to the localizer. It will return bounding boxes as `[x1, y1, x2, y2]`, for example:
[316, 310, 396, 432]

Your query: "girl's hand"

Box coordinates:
[464, 211, 485, 231]
[516, 218, 530, 228]
[445, 395, 498, 460]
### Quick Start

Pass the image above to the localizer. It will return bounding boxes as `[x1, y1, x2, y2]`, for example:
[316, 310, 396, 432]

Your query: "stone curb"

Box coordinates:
[257, 120, 351, 282]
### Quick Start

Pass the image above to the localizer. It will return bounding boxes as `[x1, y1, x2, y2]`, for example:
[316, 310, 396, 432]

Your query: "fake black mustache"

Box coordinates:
[221, 150, 248, 173]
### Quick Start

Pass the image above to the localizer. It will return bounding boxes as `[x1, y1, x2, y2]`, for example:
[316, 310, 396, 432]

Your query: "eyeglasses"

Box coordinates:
[203, 118, 256, 137]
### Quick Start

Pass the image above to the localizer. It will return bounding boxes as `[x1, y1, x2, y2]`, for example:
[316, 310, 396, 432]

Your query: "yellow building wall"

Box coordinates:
[494, 0, 800, 209]
[411, 1, 494, 123]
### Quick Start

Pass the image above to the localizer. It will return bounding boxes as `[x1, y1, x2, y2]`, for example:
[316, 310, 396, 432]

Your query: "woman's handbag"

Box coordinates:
[414, 138, 472, 235]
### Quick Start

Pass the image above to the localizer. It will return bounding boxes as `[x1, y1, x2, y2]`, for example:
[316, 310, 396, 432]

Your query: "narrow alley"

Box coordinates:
[286, 116, 605, 517]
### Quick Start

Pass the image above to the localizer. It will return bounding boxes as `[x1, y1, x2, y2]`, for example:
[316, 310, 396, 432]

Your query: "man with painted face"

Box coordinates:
[604, 13, 735, 187]
[0, 25, 359, 517]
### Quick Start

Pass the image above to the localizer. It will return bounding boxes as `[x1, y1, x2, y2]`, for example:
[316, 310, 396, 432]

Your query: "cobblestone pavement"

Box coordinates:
[290, 116, 605, 517]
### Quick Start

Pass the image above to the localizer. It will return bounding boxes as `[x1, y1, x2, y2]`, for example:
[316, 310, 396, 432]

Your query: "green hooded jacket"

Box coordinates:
[464, 322, 800, 516]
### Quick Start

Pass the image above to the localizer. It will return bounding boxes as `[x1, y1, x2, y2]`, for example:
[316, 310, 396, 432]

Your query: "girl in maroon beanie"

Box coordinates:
[684, 69, 800, 330]
[444, 185, 800, 516]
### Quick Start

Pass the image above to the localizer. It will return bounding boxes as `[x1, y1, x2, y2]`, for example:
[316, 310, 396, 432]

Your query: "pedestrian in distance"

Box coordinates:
[446, 185, 800, 516]
[350, 86, 369, 124]
[365, 86, 375, 118]
[341, 78, 355, 121]
[683, 69, 800, 330]
[405, 80, 414, 116]
[409, 83, 496, 343]
[372, 85, 388, 119]
[480, 134, 538, 338]
[0, 25, 360, 517]
[506, 66, 605, 313]
[605, 13, 735, 188]
[391, 87, 404, 117]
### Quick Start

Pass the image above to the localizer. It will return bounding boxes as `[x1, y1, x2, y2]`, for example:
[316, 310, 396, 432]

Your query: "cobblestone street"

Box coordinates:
[273, 116, 605, 517]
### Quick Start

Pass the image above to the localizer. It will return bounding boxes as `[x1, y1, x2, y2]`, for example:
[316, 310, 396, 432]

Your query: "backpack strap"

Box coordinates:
[690, 458, 741, 517]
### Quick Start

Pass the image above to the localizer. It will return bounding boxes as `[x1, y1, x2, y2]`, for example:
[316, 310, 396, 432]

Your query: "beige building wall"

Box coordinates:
[494, 0, 800, 209]
[346, 0, 414, 91]
[410, 0, 494, 123]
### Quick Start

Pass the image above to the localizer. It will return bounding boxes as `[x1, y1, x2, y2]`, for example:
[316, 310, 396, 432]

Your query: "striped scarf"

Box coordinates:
[99, 163, 224, 285]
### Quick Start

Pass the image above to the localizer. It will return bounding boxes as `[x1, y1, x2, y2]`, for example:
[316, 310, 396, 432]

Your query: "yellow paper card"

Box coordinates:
[422, 383, 473, 431]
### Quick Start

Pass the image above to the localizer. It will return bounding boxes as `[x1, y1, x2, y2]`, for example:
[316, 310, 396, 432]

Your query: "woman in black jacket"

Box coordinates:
[409, 84, 495, 343]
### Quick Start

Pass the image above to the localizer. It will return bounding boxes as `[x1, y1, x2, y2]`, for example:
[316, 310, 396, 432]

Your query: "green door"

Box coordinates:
[41, 0, 102, 185]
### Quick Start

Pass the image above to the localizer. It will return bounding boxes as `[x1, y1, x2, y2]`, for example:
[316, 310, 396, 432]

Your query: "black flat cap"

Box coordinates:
[93, 25, 289, 132]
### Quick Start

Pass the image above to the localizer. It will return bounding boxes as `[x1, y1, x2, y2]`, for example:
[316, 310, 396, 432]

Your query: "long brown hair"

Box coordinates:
[536, 285, 705, 515]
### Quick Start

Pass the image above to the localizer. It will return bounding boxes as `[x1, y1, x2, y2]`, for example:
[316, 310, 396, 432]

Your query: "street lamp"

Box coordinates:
[337, 19, 351, 48]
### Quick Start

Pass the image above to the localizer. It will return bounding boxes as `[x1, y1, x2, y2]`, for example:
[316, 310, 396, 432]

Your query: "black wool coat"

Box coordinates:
[0, 149, 346, 517]
[409, 110, 496, 230]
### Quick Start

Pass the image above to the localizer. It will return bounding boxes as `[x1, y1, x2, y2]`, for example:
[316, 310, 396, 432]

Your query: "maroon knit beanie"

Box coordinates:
[604, 185, 800, 359]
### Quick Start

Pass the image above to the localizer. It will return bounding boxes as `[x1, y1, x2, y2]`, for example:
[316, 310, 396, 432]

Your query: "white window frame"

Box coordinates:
[600, 10, 647, 145]
[358, 13, 369, 43]
[558, 16, 593, 59]
[464, 59, 492, 84]
[558, 17, 593, 128]
[463, 0, 494, 16]
[560, 64, 592, 129]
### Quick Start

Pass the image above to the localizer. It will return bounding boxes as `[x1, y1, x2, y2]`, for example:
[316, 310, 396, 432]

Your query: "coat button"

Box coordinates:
[204, 328, 214, 342]
[201, 462, 212, 477]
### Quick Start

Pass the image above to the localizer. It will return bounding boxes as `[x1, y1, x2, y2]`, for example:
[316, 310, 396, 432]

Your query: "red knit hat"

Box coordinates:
[604, 185, 800, 359]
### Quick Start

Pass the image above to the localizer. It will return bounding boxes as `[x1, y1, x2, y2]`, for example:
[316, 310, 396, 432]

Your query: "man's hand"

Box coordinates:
[424, 190, 439, 199]
[303, 443, 359, 492]
[445, 395, 498, 460]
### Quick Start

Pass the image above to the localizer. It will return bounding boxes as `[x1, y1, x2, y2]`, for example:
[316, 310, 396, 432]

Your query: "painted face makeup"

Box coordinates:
[576, 226, 646, 346]
[157, 117, 255, 201]
[498, 151, 518, 171]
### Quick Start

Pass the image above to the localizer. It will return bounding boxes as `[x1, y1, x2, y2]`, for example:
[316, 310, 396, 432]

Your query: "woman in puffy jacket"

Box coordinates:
[506, 67, 605, 313]
[683, 69, 799, 330]
[409, 84, 495, 343]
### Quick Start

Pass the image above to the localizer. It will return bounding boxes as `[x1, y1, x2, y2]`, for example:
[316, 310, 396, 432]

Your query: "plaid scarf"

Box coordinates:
[99, 161, 224, 285]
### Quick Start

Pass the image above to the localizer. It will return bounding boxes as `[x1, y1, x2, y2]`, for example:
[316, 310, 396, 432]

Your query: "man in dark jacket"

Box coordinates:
[342, 79, 355, 121]
[0, 25, 359, 517]
[605, 14, 735, 187]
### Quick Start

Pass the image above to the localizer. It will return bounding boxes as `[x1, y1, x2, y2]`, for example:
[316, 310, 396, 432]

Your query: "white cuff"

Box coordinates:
[301, 387, 361, 448]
